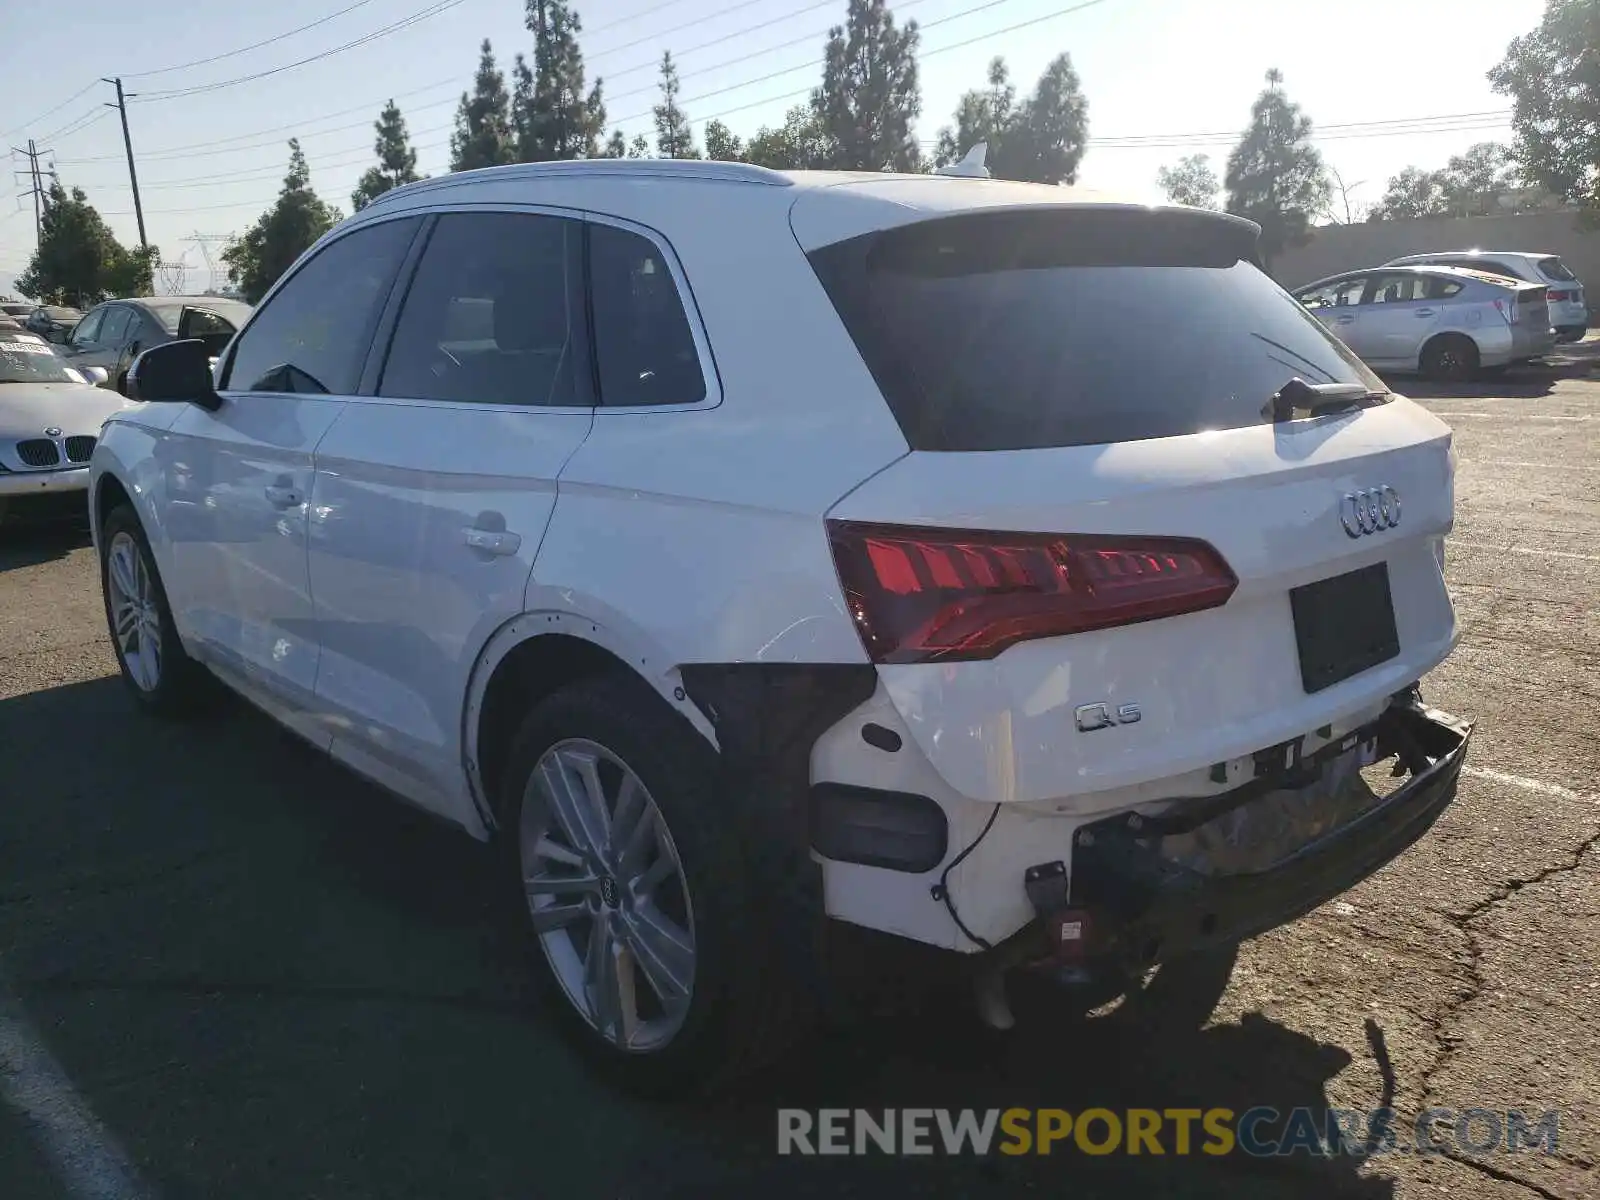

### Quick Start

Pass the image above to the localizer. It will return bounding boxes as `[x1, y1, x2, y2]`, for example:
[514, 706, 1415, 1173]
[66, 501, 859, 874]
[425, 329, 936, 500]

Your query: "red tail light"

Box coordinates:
[1548, 289, 1570, 302]
[826, 520, 1238, 664]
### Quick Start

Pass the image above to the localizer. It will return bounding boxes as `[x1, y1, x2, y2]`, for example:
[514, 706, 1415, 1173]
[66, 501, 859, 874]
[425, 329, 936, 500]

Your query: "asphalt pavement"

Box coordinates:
[1, 340, 1597, 1200]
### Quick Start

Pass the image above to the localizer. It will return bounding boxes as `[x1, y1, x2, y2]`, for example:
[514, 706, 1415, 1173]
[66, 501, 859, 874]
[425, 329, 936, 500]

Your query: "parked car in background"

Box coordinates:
[25, 305, 84, 343]
[0, 302, 36, 322]
[89, 161, 1469, 1094]
[0, 334, 120, 525]
[1294, 265, 1554, 380]
[57, 296, 251, 391]
[1381, 251, 1587, 343]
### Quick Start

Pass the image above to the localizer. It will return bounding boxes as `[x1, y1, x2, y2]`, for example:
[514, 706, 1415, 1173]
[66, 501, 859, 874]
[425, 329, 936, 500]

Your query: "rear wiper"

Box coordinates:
[1264, 377, 1389, 423]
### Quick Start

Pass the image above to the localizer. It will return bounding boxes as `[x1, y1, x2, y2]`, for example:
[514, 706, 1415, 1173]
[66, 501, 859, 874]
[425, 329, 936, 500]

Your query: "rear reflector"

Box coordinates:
[1548, 290, 1570, 302]
[826, 520, 1238, 664]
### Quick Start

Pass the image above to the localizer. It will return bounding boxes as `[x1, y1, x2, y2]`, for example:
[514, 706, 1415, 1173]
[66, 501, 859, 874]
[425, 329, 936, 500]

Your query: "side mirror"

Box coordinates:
[126, 339, 222, 410]
[81, 365, 109, 385]
[46, 327, 68, 344]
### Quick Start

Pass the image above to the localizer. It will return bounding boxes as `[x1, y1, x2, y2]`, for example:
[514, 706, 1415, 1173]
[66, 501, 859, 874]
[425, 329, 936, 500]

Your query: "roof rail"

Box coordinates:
[365, 158, 794, 209]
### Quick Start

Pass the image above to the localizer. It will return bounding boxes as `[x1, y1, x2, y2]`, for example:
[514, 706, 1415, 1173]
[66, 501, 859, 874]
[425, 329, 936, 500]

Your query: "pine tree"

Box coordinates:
[811, 0, 921, 171]
[450, 39, 513, 172]
[221, 140, 342, 303]
[935, 54, 1087, 184]
[524, 0, 606, 160]
[510, 53, 537, 161]
[653, 51, 699, 159]
[1224, 70, 1330, 267]
[935, 58, 1015, 169]
[703, 119, 743, 162]
[351, 99, 422, 210]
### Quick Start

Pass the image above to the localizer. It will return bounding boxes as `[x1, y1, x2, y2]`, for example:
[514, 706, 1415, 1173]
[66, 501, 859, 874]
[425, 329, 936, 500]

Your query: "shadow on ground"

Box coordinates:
[0, 518, 90, 572]
[0, 678, 1403, 1199]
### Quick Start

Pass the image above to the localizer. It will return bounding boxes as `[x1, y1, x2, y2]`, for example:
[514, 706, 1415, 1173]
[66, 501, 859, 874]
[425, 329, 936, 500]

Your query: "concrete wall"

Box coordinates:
[1271, 211, 1600, 304]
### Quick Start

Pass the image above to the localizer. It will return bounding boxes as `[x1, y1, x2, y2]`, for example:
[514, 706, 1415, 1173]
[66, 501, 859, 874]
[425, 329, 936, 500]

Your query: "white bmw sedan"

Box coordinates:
[0, 334, 120, 525]
[89, 159, 1471, 1095]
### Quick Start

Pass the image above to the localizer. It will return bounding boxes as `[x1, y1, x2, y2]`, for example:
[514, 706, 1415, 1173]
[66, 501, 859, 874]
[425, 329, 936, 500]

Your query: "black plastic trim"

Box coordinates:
[810, 783, 948, 873]
[678, 664, 878, 995]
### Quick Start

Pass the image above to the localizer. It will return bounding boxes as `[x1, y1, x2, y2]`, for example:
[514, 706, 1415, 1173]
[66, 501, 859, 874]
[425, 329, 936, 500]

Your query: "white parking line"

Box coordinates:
[1462, 765, 1591, 803]
[1428, 412, 1593, 420]
[1449, 540, 1600, 562]
[0, 984, 153, 1200]
[1460, 460, 1600, 471]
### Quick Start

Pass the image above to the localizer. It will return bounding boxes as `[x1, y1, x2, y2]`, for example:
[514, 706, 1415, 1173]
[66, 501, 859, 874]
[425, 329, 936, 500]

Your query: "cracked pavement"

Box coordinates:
[1, 341, 1597, 1199]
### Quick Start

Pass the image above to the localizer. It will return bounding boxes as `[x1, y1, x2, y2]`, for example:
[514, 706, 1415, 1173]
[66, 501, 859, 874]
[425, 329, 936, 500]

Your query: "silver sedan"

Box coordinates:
[1293, 265, 1556, 381]
[0, 334, 129, 525]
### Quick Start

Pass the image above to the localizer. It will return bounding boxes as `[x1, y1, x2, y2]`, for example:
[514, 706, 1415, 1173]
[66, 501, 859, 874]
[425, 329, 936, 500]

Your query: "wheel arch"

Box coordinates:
[462, 611, 719, 834]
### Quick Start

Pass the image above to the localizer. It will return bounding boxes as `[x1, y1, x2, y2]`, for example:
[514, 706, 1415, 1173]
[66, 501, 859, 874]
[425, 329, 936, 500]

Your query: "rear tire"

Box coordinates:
[499, 674, 791, 1097]
[99, 505, 209, 715]
[1420, 334, 1480, 383]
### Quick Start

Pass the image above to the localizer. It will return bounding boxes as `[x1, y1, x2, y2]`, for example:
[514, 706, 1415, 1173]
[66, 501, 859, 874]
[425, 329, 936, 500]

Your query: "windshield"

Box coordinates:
[0, 338, 87, 384]
[1537, 256, 1577, 282]
[808, 208, 1384, 451]
[0, 303, 33, 318]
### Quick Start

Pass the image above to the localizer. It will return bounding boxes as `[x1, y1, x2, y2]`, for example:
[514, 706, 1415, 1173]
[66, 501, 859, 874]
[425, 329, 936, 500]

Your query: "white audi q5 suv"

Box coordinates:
[89, 158, 1470, 1095]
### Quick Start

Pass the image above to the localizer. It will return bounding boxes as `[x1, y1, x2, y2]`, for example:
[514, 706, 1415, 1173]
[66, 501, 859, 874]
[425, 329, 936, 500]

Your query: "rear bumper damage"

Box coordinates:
[1000, 696, 1471, 973]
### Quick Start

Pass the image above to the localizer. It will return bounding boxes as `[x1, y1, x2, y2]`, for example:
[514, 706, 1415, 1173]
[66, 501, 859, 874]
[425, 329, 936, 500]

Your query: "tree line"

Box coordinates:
[1156, 0, 1596, 254]
[16, 0, 1598, 305]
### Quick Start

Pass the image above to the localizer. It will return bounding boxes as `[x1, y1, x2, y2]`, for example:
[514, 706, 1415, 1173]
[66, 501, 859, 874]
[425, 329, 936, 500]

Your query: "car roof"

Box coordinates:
[1297, 264, 1523, 291]
[1385, 250, 1562, 264]
[357, 158, 1261, 252]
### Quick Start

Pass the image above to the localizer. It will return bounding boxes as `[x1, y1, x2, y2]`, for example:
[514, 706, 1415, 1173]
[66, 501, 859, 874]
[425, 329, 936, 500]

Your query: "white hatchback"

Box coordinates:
[89, 160, 1471, 1094]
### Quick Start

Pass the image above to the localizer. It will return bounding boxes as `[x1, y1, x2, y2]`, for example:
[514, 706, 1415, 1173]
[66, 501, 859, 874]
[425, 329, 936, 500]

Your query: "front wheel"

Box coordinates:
[99, 505, 207, 714]
[500, 675, 789, 1096]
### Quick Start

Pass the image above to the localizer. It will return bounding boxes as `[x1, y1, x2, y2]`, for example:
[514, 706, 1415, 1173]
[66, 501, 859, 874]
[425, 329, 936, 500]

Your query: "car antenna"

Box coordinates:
[934, 142, 991, 179]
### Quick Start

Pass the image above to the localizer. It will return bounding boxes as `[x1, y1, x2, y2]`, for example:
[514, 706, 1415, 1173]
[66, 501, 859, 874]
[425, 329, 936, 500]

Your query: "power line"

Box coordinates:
[124, 0, 378, 78]
[0, 81, 99, 141]
[130, 0, 469, 103]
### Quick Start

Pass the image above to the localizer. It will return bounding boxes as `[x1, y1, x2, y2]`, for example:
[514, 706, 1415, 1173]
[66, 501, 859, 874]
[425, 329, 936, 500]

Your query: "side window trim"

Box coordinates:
[360, 201, 597, 410]
[580, 210, 722, 414]
[217, 211, 426, 392]
[358, 212, 438, 395]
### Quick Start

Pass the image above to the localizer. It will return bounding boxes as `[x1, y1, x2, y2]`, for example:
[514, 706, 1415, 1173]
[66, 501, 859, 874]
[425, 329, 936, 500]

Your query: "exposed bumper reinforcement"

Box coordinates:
[1012, 698, 1472, 972]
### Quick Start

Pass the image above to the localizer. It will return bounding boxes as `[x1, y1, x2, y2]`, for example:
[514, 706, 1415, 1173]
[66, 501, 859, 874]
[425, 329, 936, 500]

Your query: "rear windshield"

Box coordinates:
[809, 209, 1384, 451]
[1536, 256, 1576, 282]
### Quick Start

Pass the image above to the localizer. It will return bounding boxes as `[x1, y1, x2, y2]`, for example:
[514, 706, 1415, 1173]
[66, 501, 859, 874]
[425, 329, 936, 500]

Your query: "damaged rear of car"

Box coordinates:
[796, 187, 1469, 1028]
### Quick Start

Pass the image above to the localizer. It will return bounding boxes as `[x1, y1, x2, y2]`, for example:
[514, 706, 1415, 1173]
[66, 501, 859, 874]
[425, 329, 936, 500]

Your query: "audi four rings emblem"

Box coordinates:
[1340, 486, 1401, 538]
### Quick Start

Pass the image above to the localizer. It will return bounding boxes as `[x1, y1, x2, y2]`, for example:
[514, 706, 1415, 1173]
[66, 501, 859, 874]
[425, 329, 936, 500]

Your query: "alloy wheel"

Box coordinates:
[106, 531, 162, 692]
[520, 739, 697, 1053]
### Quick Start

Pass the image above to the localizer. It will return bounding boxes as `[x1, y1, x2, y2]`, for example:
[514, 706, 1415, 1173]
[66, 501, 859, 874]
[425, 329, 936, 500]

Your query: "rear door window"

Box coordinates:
[378, 211, 589, 407]
[808, 209, 1383, 451]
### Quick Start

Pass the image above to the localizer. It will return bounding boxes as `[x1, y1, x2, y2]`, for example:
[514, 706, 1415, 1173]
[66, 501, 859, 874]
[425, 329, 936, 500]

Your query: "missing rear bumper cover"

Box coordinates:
[1009, 698, 1472, 972]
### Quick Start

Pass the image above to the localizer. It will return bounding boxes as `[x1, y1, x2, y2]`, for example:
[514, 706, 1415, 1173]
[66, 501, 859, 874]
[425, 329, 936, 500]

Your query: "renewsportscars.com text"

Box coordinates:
[776, 1107, 1562, 1158]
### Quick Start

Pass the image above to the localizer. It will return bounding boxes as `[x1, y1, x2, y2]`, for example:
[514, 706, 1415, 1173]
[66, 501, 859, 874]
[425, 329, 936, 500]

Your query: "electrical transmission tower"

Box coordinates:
[11, 140, 55, 242]
[184, 232, 232, 293]
[157, 257, 189, 294]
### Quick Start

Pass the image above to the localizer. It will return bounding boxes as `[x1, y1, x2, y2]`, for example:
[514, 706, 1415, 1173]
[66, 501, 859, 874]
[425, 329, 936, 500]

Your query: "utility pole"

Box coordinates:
[105, 77, 147, 250]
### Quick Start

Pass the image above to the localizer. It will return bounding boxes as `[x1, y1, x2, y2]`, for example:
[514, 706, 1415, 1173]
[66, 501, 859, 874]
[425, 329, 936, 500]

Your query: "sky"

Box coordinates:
[0, 0, 1547, 298]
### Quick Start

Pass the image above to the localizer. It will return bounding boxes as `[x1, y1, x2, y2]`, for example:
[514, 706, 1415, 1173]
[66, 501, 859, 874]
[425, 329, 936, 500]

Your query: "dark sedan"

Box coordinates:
[54, 295, 252, 391]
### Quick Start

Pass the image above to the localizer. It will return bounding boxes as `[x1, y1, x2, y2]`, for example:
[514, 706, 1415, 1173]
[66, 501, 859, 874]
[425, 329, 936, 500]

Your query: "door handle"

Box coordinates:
[1335, 315, 1355, 324]
[463, 527, 522, 556]
[1413, 309, 1436, 317]
[264, 484, 302, 508]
